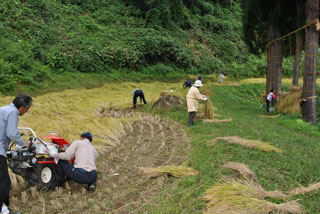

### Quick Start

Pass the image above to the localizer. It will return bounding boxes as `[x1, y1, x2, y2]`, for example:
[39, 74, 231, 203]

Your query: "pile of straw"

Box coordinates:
[203, 118, 232, 123]
[275, 86, 302, 114]
[204, 90, 214, 119]
[139, 165, 198, 178]
[9, 168, 26, 193]
[203, 181, 303, 214]
[222, 161, 256, 180]
[211, 136, 283, 153]
[288, 182, 320, 195]
[152, 93, 184, 109]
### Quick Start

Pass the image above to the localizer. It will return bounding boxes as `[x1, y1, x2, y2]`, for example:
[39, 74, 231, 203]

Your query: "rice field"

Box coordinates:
[2, 79, 320, 213]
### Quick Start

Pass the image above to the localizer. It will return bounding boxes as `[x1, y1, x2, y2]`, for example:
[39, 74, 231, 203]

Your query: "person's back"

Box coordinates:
[72, 139, 97, 172]
[183, 80, 192, 88]
[132, 89, 147, 108]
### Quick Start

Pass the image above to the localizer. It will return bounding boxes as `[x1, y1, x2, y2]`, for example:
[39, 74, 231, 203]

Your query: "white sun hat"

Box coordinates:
[194, 80, 203, 87]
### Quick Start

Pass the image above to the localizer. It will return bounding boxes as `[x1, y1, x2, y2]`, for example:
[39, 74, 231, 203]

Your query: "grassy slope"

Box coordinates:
[2, 80, 320, 213]
[146, 82, 320, 213]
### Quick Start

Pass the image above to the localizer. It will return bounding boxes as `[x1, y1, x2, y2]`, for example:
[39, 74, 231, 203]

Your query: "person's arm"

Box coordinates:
[194, 88, 205, 100]
[6, 112, 25, 147]
[272, 93, 278, 99]
[54, 141, 78, 160]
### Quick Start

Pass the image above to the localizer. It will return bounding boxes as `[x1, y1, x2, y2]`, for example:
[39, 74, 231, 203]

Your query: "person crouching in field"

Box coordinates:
[186, 80, 207, 126]
[132, 89, 147, 109]
[265, 88, 278, 113]
[49, 132, 97, 192]
[183, 80, 192, 88]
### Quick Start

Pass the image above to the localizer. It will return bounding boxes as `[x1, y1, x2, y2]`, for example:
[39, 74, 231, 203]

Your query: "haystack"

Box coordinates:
[152, 93, 184, 109]
[203, 181, 303, 214]
[139, 165, 198, 178]
[211, 136, 283, 153]
[275, 86, 302, 114]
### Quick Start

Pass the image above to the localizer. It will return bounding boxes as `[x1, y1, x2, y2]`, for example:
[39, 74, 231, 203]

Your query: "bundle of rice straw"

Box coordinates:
[203, 181, 303, 214]
[8, 168, 26, 193]
[203, 118, 232, 123]
[211, 136, 283, 153]
[288, 182, 320, 195]
[139, 165, 198, 178]
[275, 86, 302, 114]
[222, 161, 256, 180]
[204, 90, 214, 119]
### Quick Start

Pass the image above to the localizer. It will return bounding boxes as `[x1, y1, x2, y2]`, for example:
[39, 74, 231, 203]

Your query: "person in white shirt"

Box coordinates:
[49, 132, 97, 191]
[218, 73, 224, 83]
[186, 80, 207, 126]
[265, 88, 278, 113]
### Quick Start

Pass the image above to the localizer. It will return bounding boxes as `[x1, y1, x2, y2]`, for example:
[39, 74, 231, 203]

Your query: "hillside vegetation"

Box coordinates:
[0, 0, 248, 94]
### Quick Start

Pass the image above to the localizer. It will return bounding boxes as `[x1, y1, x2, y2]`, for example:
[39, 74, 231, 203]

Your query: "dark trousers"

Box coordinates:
[0, 155, 10, 207]
[189, 111, 196, 122]
[133, 90, 147, 108]
[57, 160, 97, 185]
[266, 99, 270, 113]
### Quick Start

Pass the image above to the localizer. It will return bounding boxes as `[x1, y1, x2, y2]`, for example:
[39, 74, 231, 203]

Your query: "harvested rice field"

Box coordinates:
[2, 79, 320, 213]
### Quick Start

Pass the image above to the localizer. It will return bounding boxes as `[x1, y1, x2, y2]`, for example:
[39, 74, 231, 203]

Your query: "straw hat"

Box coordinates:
[194, 80, 203, 87]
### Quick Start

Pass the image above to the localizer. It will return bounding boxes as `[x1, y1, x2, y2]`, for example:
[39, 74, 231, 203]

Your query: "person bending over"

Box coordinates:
[132, 89, 147, 109]
[183, 80, 192, 89]
[49, 132, 97, 191]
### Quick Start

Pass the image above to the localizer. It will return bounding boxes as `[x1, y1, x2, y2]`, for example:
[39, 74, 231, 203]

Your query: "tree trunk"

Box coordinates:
[266, 25, 282, 97]
[292, 0, 304, 86]
[292, 32, 303, 86]
[301, 0, 319, 125]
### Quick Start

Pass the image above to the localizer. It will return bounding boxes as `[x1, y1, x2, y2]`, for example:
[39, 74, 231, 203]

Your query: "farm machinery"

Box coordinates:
[7, 127, 72, 191]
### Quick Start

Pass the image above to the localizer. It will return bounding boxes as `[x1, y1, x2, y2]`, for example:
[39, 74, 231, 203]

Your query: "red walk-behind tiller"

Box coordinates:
[7, 127, 73, 191]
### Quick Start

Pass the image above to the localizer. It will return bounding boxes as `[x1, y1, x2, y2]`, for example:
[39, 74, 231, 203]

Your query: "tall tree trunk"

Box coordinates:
[292, 32, 303, 86]
[293, 0, 304, 86]
[301, 0, 319, 125]
[266, 25, 282, 97]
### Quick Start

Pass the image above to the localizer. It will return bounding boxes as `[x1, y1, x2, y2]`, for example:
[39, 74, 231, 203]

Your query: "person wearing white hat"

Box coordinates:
[186, 80, 207, 126]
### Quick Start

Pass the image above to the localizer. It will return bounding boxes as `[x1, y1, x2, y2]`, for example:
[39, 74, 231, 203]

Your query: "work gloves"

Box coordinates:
[202, 95, 208, 101]
[48, 147, 57, 157]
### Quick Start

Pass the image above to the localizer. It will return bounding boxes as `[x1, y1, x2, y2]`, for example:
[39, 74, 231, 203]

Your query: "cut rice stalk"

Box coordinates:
[139, 165, 198, 178]
[211, 136, 283, 153]
[203, 119, 232, 123]
[204, 90, 214, 119]
[203, 181, 302, 214]
[288, 182, 320, 195]
[222, 161, 256, 179]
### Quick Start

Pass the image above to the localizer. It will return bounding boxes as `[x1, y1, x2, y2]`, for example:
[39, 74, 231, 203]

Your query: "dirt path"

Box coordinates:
[11, 109, 190, 214]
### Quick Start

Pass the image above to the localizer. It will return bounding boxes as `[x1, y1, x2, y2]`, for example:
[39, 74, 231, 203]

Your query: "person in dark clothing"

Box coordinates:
[132, 89, 147, 109]
[1, 94, 32, 214]
[183, 80, 192, 88]
[198, 74, 202, 81]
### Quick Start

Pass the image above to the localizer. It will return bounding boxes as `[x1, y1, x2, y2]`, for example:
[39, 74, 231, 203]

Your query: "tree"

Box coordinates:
[292, 0, 305, 86]
[301, 0, 319, 125]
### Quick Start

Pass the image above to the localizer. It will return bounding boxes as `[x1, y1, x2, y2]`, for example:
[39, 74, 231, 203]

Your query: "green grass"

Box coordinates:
[144, 83, 320, 213]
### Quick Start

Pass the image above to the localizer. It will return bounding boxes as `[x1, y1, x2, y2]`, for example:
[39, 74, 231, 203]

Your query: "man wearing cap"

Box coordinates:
[49, 132, 97, 191]
[186, 80, 207, 126]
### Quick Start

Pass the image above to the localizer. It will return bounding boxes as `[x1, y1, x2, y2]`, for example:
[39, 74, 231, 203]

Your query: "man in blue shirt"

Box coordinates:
[0, 94, 32, 214]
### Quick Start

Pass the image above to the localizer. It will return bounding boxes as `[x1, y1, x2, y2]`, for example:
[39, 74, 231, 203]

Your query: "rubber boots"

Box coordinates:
[188, 120, 194, 126]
